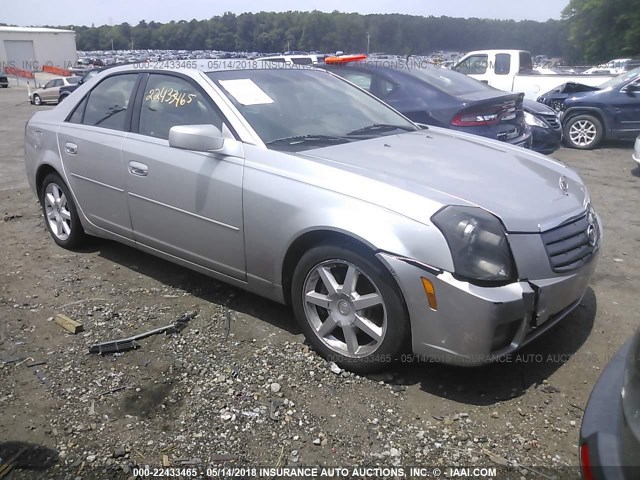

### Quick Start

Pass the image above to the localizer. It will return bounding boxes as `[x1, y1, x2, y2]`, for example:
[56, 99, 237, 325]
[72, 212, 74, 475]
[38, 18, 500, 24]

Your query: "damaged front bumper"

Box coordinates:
[376, 245, 599, 366]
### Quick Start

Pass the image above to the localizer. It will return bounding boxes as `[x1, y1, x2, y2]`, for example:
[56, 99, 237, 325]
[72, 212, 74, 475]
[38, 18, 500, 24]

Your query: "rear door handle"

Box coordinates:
[128, 161, 148, 177]
[65, 142, 78, 154]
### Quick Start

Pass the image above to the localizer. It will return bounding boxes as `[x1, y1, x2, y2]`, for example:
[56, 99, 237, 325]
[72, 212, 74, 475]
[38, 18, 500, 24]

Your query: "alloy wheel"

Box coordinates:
[569, 120, 597, 147]
[44, 183, 72, 241]
[302, 259, 387, 358]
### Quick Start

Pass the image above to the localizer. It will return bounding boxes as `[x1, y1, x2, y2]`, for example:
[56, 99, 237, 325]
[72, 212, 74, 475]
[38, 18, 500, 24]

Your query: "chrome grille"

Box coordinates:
[541, 113, 560, 129]
[541, 213, 596, 273]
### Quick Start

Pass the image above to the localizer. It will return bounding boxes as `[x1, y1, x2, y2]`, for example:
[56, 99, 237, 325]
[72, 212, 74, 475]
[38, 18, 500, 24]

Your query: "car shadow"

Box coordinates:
[598, 139, 635, 150]
[382, 287, 597, 406]
[79, 238, 596, 406]
[631, 165, 640, 178]
[82, 238, 300, 336]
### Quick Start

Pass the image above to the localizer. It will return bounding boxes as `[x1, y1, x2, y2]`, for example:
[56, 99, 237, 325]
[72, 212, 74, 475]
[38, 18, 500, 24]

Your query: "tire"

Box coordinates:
[58, 94, 68, 103]
[563, 114, 603, 150]
[40, 173, 87, 249]
[33, 94, 42, 106]
[1, 84, 7, 88]
[291, 243, 409, 373]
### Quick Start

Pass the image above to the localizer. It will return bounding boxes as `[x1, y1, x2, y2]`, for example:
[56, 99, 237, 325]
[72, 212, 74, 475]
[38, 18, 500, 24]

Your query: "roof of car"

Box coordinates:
[97, 60, 321, 77]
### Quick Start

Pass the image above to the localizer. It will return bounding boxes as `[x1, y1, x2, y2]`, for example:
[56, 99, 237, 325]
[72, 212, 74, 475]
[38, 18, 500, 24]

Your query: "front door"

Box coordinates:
[122, 72, 246, 280]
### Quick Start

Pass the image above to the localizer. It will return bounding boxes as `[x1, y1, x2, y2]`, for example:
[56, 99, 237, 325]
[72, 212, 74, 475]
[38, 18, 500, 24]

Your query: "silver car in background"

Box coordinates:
[24, 63, 602, 372]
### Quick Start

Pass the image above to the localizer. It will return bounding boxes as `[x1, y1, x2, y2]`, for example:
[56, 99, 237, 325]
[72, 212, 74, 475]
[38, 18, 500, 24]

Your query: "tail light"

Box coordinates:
[451, 109, 501, 127]
[579, 443, 594, 480]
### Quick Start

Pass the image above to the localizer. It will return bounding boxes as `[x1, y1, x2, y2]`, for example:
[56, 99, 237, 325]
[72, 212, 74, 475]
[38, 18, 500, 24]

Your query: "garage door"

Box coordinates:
[4, 40, 36, 71]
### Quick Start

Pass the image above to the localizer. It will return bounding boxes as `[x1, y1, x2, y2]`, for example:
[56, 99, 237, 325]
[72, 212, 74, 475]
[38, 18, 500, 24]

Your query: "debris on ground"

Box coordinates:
[53, 313, 84, 334]
[88, 311, 197, 354]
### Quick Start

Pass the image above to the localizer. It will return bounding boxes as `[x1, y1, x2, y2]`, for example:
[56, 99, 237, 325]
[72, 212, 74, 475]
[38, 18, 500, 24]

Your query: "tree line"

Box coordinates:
[49, 1, 639, 63]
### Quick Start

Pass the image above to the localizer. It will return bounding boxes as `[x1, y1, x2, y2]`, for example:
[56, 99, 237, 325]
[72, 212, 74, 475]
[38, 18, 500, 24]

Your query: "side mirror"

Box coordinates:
[168, 124, 225, 152]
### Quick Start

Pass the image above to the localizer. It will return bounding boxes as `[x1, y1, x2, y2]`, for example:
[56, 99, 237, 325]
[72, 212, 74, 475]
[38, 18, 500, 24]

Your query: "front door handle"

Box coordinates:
[128, 161, 148, 177]
[65, 142, 78, 154]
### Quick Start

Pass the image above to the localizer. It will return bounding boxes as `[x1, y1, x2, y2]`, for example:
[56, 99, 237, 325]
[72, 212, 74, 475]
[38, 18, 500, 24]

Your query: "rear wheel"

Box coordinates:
[40, 173, 87, 249]
[291, 244, 409, 373]
[564, 114, 603, 150]
[58, 94, 68, 103]
[33, 94, 42, 106]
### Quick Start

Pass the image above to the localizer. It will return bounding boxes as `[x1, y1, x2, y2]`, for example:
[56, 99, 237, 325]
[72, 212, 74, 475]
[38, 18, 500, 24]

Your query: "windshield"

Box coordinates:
[400, 65, 491, 96]
[208, 69, 417, 151]
[598, 67, 640, 90]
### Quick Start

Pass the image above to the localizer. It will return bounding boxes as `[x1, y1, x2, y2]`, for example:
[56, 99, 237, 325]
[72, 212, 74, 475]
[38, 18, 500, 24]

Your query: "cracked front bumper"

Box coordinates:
[377, 249, 599, 366]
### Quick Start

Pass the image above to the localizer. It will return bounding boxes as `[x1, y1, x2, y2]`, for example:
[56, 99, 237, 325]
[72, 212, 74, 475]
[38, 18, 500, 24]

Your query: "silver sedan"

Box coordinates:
[24, 63, 601, 372]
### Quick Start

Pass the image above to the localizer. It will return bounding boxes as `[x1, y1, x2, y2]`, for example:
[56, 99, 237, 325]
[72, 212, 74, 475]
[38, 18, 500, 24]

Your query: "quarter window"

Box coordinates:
[82, 74, 138, 131]
[138, 74, 224, 140]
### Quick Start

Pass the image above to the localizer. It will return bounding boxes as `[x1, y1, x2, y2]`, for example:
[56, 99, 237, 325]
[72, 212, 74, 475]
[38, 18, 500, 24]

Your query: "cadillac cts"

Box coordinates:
[24, 64, 602, 371]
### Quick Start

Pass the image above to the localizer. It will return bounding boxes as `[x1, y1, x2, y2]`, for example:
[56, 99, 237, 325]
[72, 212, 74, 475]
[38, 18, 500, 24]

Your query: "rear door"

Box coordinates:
[57, 73, 140, 239]
[122, 72, 246, 280]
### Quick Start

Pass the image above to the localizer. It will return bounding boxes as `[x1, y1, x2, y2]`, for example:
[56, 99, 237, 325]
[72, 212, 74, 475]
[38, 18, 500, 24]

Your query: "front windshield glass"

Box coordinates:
[598, 67, 640, 90]
[208, 68, 417, 152]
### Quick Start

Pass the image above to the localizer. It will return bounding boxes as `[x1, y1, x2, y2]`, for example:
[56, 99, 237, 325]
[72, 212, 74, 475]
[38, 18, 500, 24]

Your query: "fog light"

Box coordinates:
[421, 277, 437, 310]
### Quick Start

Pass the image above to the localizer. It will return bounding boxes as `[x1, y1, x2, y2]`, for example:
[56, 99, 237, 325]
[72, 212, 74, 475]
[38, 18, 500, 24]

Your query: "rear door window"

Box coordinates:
[82, 74, 138, 131]
[495, 54, 511, 75]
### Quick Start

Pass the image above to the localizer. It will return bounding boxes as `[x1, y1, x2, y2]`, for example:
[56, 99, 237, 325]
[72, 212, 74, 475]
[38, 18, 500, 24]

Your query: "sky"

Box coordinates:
[2, 0, 569, 27]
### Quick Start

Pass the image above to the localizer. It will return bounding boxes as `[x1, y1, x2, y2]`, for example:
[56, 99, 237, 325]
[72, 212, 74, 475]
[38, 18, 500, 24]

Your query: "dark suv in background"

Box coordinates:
[539, 68, 640, 150]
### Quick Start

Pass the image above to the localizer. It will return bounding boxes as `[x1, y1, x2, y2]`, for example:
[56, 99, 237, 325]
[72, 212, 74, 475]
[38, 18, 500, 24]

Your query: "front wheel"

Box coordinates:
[33, 94, 42, 106]
[564, 114, 603, 150]
[291, 244, 409, 373]
[40, 173, 87, 249]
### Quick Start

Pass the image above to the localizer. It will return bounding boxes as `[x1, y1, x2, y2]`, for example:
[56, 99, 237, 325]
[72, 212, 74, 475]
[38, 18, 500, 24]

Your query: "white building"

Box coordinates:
[0, 26, 77, 72]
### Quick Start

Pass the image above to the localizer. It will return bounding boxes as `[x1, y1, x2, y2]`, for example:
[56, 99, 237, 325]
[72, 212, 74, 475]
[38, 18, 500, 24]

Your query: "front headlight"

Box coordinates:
[432, 206, 517, 285]
[524, 111, 548, 128]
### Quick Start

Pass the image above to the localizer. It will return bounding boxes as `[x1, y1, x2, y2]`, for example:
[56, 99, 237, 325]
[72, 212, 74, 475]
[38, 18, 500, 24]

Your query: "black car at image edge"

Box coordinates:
[580, 327, 640, 479]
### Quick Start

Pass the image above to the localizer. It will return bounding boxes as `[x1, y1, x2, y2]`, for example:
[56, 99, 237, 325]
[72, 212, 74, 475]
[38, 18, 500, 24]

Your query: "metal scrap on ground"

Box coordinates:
[88, 311, 197, 355]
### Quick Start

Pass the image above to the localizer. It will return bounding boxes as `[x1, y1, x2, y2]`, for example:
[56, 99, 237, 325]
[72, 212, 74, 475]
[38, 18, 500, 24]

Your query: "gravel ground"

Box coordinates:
[1, 86, 639, 479]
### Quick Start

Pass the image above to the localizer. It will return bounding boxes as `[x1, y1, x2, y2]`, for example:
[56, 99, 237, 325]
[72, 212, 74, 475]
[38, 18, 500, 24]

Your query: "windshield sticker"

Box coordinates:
[218, 79, 274, 105]
[144, 88, 196, 107]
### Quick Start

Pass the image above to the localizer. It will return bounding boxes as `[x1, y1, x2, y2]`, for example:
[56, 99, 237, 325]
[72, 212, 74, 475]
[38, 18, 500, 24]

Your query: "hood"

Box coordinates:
[523, 99, 557, 115]
[298, 129, 587, 232]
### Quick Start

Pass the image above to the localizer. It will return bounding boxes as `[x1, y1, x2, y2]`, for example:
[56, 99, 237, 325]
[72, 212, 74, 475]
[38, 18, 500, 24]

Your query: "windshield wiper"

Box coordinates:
[266, 134, 350, 146]
[347, 123, 416, 136]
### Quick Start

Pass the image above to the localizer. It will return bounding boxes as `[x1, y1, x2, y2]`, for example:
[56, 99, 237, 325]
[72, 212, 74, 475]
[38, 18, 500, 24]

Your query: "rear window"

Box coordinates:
[67, 77, 81, 84]
[402, 66, 492, 96]
[495, 54, 511, 75]
[519, 52, 533, 73]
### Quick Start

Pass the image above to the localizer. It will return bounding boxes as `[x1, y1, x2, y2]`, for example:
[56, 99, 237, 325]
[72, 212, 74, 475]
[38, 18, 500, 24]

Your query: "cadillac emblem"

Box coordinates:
[558, 175, 569, 196]
[587, 210, 599, 247]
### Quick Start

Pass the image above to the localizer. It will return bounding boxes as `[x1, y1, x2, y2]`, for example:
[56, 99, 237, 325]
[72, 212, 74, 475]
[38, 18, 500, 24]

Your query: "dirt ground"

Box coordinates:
[1, 85, 639, 479]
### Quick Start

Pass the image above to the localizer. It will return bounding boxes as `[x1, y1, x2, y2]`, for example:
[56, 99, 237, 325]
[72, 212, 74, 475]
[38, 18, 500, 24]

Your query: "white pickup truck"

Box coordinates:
[453, 50, 615, 99]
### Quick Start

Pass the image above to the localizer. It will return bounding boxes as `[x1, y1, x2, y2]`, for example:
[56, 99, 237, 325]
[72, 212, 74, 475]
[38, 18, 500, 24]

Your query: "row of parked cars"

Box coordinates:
[29, 53, 640, 154]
